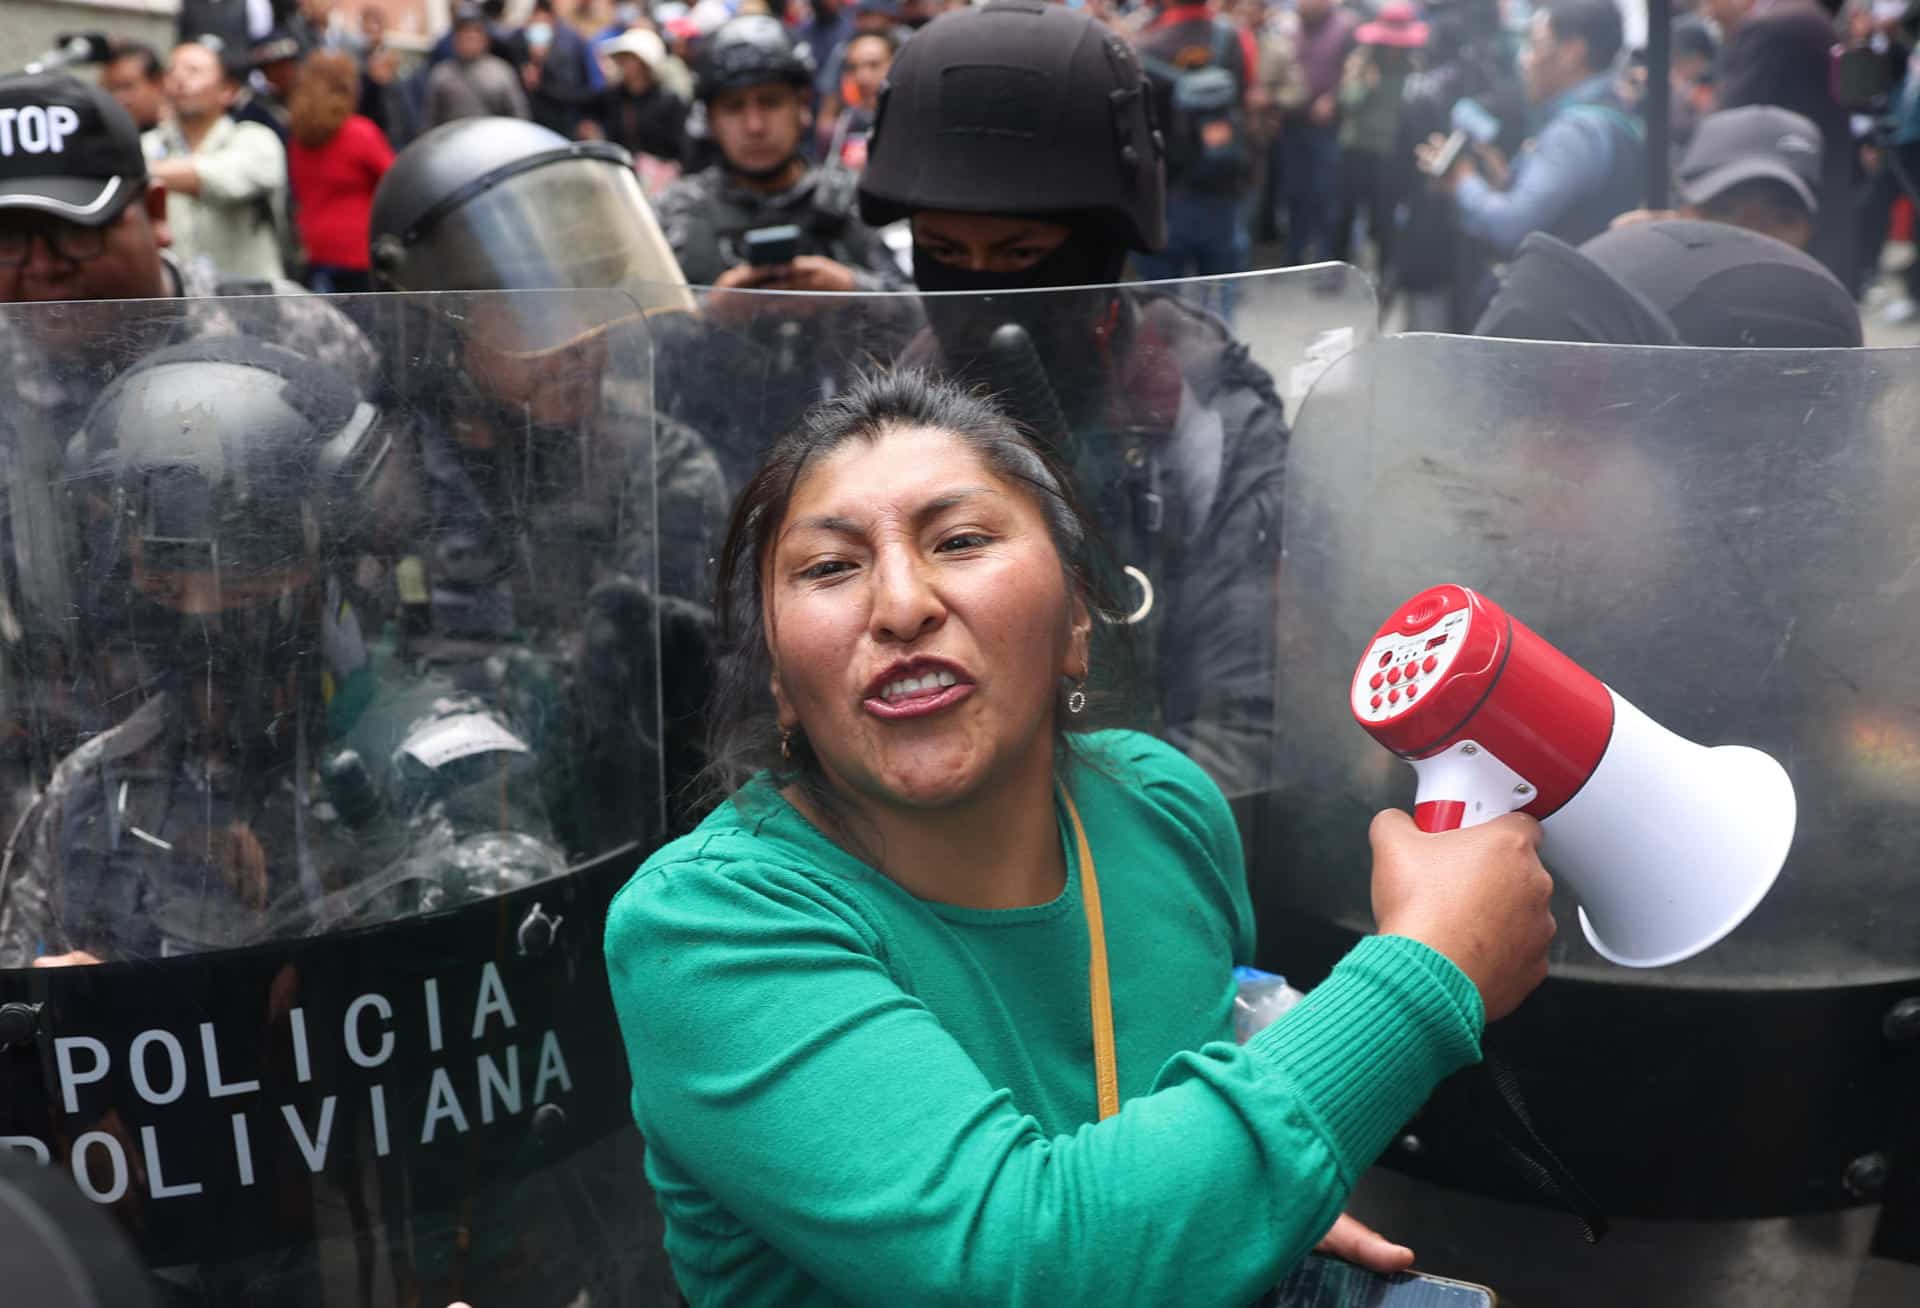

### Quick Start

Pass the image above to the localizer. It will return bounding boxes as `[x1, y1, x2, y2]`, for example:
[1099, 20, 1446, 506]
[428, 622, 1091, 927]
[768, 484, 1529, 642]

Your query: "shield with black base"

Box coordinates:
[1261, 328, 1920, 1307]
[0, 289, 675, 1307]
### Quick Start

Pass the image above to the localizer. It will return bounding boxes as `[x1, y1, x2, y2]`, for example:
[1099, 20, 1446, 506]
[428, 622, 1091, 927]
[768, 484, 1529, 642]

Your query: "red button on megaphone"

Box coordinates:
[1351, 585, 1795, 969]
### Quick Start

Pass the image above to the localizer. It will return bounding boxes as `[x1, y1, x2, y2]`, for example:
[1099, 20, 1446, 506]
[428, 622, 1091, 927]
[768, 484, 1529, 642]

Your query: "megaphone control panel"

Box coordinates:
[1350, 585, 1614, 833]
[1351, 600, 1473, 723]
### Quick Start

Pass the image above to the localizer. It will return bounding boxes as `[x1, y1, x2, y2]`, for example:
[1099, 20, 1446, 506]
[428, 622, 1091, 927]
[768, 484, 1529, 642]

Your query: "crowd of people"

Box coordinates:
[30, 0, 1917, 334]
[0, 0, 1913, 1302]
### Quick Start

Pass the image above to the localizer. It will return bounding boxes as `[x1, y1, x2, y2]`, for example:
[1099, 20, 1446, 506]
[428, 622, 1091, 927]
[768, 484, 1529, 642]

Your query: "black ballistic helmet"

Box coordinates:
[696, 15, 815, 103]
[368, 115, 692, 347]
[1581, 219, 1864, 349]
[1474, 232, 1683, 345]
[74, 337, 387, 578]
[858, 0, 1166, 251]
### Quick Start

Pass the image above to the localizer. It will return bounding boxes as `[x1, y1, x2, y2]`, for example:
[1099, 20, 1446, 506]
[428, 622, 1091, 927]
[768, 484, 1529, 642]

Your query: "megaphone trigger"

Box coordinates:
[1352, 584, 1796, 970]
[1408, 738, 1534, 833]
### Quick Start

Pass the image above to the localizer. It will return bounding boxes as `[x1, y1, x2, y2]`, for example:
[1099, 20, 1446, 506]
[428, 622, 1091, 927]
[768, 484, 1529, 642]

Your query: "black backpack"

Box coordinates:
[1142, 21, 1250, 193]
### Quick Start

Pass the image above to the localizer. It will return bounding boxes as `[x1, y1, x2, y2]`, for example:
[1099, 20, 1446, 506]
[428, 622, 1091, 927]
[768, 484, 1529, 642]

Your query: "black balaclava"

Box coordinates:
[913, 224, 1131, 421]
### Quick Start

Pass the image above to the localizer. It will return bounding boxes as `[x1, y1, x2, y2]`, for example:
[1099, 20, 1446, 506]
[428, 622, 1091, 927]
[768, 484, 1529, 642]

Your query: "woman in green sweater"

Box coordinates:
[604, 372, 1556, 1306]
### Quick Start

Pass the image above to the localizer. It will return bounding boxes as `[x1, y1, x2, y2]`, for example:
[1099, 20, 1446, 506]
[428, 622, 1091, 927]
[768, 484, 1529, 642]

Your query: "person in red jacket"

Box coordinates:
[287, 50, 395, 294]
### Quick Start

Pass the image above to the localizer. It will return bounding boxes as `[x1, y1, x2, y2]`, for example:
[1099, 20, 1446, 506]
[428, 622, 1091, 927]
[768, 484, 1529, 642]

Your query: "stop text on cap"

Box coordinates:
[0, 105, 82, 157]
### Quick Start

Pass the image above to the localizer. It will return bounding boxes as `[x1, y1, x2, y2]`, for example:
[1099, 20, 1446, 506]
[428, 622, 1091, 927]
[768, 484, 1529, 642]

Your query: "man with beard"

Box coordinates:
[0, 338, 565, 968]
[653, 15, 903, 291]
[858, 0, 1288, 795]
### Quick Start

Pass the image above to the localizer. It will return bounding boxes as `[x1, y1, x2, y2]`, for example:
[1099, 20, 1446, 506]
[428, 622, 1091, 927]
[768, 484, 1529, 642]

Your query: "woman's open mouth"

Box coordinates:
[863, 662, 975, 720]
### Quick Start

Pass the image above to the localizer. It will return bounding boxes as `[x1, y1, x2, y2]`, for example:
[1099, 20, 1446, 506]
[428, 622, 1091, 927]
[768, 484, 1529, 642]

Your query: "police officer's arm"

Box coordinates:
[655, 178, 729, 287]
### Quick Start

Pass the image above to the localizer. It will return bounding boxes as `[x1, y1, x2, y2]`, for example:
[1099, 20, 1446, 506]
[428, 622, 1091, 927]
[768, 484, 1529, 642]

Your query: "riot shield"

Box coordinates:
[1262, 333, 1920, 1306]
[0, 288, 682, 1306]
[643, 265, 1376, 802]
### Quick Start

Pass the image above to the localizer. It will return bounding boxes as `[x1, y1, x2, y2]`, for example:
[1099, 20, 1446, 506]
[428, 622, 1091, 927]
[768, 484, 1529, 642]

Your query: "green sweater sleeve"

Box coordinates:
[606, 852, 1483, 1308]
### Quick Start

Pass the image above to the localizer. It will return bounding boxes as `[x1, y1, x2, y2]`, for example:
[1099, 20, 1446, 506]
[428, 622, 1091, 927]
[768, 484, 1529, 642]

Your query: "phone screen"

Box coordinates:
[1271, 1253, 1495, 1307]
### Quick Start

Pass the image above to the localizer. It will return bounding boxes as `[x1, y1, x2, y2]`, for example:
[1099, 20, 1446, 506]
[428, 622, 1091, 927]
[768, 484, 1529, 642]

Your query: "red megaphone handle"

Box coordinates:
[1414, 800, 1468, 833]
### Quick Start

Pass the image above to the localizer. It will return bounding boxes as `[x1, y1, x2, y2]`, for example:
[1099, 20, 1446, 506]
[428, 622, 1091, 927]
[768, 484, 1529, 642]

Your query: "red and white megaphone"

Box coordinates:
[1350, 584, 1795, 969]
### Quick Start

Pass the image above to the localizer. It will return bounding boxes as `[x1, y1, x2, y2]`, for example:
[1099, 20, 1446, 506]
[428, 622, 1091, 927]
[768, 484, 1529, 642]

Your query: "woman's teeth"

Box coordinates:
[879, 669, 959, 701]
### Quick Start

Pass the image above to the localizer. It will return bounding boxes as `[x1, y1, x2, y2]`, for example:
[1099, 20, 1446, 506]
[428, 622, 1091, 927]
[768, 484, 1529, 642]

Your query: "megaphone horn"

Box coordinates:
[1350, 584, 1795, 969]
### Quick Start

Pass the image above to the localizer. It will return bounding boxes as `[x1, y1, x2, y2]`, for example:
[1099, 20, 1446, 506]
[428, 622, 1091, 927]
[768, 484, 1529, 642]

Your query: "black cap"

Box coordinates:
[0, 73, 146, 225]
[1678, 106, 1822, 214]
[1581, 219, 1862, 349]
[1473, 232, 1682, 346]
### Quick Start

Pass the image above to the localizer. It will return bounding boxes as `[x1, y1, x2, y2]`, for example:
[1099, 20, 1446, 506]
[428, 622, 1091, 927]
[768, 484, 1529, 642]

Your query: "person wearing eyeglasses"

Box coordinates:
[0, 73, 373, 405]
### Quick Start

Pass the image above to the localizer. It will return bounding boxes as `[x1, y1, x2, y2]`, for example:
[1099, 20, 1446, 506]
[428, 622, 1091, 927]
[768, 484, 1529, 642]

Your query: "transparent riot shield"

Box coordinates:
[642, 265, 1376, 802]
[1262, 333, 1920, 1307]
[0, 288, 683, 1306]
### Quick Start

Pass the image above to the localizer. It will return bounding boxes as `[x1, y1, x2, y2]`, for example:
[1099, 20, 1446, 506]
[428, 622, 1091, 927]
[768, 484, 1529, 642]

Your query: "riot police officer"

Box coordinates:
[368, 117, 725, 840]
[0, 337, 565, 968]
[655, 15, 906, 293]
[859, 0, 1289, 794]
[0, 72, 376, 846]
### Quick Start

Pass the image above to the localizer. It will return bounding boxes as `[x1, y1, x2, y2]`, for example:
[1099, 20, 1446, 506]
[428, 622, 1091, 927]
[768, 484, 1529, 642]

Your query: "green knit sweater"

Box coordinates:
[604, 730, 1484, 1307]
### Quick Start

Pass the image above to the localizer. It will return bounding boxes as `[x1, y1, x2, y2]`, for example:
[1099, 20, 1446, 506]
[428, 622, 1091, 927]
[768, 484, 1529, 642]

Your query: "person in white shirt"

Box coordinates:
[144, 40, 290, 282]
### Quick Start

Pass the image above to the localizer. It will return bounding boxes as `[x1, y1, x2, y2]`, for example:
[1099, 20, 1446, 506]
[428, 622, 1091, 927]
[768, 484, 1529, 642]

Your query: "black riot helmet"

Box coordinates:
[858, 0, 1166, 253]
[74, 337, 390, 591]
[696, 15, 815, 102]
[369, 115, 692, 344]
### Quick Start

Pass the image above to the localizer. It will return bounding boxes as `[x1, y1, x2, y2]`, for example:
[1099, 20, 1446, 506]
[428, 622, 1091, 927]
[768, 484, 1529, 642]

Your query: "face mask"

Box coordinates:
[913, 237, 1129, 412]
[528, 22, 554, 47]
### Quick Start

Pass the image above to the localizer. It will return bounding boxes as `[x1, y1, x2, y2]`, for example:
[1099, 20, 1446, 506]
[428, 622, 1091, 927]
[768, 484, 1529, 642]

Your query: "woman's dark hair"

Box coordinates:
[702, 369, 1130, 830]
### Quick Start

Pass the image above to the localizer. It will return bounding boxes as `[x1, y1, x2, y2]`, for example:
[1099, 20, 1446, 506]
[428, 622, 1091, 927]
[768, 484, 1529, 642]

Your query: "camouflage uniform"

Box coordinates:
[373, 314, 728, 852]
[1, 253, 377, 425]
[0, 648, 566, 968]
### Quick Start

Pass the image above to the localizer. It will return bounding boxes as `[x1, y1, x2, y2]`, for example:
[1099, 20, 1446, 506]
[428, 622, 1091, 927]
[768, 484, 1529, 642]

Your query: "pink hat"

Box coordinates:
[1357, 3, 1430, 47]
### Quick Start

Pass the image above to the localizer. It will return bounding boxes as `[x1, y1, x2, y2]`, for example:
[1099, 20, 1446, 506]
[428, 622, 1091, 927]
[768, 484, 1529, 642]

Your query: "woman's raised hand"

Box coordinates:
[1368, 809, 1555, 1022]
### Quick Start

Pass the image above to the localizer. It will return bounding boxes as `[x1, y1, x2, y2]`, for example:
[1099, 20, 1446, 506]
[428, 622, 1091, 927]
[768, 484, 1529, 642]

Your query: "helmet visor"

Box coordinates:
[392, 156, 693, 351]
